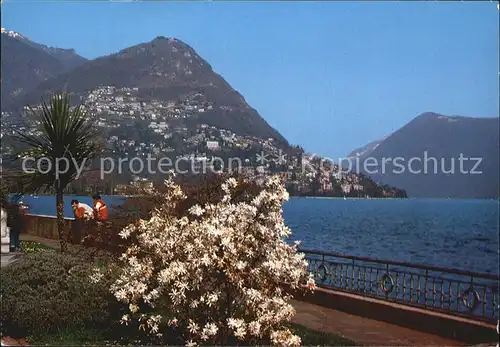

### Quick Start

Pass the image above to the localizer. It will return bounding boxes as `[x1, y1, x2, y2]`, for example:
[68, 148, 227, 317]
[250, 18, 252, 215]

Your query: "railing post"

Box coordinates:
[322, 253, 325, 282]
[385, 263, 390, 299]
[424, 269, 428, 307]
[352, 258, 355, 290]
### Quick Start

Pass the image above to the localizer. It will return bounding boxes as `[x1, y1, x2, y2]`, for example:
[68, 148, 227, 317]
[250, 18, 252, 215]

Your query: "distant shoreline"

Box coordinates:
[10, 194, 404, 200]
[295, 196, 402, 200]
[9, 193, 498, 201]
[293, 196, 499, 201]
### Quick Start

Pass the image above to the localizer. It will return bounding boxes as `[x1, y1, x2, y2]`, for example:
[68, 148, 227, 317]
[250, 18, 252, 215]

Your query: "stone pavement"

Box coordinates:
[290, 299, 469, 346]
[1, 234, 58, 268]
[0, 252, 23, 268]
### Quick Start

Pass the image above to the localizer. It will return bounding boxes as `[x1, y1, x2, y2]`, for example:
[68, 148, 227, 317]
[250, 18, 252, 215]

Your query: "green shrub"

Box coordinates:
[0, 251, 125, 338]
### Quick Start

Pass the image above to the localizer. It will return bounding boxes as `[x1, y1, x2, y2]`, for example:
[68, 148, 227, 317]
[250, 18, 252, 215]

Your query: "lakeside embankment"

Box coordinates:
[12, 195, 499, 275]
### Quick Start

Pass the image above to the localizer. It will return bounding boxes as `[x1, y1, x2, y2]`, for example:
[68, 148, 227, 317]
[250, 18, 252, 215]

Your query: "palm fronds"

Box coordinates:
[13, 93, 101, 192]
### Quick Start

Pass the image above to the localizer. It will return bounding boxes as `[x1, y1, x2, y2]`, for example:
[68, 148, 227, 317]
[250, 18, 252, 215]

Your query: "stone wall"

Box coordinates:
[23, 214, 74, 240]
[23, 213, 127, 251]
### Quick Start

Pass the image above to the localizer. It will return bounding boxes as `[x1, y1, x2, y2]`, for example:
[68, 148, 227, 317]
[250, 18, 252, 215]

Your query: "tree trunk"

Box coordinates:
[56, 189, 67, 252]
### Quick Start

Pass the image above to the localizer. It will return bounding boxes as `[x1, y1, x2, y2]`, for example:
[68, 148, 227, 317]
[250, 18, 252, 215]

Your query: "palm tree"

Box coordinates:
[14, 93, 100, 252]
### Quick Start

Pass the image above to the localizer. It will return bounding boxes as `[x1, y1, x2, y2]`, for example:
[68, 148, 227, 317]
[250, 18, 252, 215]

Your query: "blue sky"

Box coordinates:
[2, 0, 498, 158]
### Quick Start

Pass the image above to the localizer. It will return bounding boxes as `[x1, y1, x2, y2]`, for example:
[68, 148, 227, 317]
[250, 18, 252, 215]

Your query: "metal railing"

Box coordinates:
[300, 249, 499, 323]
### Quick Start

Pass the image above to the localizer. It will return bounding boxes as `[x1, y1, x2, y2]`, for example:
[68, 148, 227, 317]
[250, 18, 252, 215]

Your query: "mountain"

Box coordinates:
[1, 28, 87, 103]
[5, 36, 287, 144]
[348, 138, 384, 159]
[2, 28, 87, 70]
[347, 112, 499, 199]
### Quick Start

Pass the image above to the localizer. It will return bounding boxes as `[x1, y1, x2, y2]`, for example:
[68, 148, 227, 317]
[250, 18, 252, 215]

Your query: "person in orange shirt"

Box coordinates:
[92, 194, 109, 222]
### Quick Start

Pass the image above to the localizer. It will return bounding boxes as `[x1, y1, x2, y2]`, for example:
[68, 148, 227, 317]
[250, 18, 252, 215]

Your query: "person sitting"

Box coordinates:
[71, 199, 94, 220]
[92, 194, 109, 222]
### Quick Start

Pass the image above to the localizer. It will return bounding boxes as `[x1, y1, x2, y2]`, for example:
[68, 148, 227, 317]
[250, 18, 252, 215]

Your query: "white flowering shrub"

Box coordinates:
[104, 175, 315, 346]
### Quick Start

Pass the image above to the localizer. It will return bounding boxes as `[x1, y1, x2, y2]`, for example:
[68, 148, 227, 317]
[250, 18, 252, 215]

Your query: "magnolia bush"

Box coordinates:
[94, 175, 315, 346]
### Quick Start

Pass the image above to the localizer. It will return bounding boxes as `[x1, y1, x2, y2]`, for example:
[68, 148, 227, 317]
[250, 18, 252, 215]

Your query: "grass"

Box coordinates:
[19, 240, 56, 253]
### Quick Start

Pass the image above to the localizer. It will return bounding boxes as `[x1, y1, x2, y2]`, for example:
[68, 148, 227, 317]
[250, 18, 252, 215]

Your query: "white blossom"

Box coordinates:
[188, 319, 200, 334]
[121, 314, 130, 325]
[129, 304, 139, 313]
[118, 227, 132, 239]
[111, 175, 316, 345]
[89, 268, 104, 283]
[188, 204, 205, 216]
[167, 317, 179, 327]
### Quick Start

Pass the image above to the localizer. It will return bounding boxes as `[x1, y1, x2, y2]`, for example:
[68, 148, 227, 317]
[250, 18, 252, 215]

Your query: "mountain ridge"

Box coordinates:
[346, 112, 499, 199]
[1, 27, 87, 62]
[1, 27, 88, 104]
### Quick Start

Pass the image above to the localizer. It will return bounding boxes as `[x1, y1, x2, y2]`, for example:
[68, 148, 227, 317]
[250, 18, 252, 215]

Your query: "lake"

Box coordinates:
[12, 195, 499, 274]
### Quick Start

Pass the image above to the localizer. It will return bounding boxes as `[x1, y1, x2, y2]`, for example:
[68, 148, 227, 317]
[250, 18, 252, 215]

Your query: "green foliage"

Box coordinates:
[19, 240, 56, 253]
[0, 251, 125, 339]
[0, 245, 355, 346]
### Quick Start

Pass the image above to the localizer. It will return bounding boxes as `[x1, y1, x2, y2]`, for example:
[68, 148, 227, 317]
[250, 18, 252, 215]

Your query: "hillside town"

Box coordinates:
[1, 86, 406, 198]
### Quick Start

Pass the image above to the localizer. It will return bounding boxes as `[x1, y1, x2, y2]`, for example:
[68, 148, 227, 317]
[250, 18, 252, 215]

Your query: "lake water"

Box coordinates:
[12, 195, 499, 274]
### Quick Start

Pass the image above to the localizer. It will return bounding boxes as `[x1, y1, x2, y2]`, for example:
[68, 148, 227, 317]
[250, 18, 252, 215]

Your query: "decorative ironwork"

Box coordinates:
[300, 249, 499, 323]
[381, 273, 394, 294]
[316, 263, 328, 282]
[461, 286, 480, 312]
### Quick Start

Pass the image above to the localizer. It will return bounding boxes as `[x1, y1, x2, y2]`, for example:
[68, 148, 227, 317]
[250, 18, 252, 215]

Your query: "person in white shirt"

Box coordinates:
[71, 200, 94, 220]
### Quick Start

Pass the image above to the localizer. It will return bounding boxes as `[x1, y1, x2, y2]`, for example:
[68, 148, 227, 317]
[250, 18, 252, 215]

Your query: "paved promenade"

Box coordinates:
[291, 299, 468, 346]
[0, 253, 23, 268]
